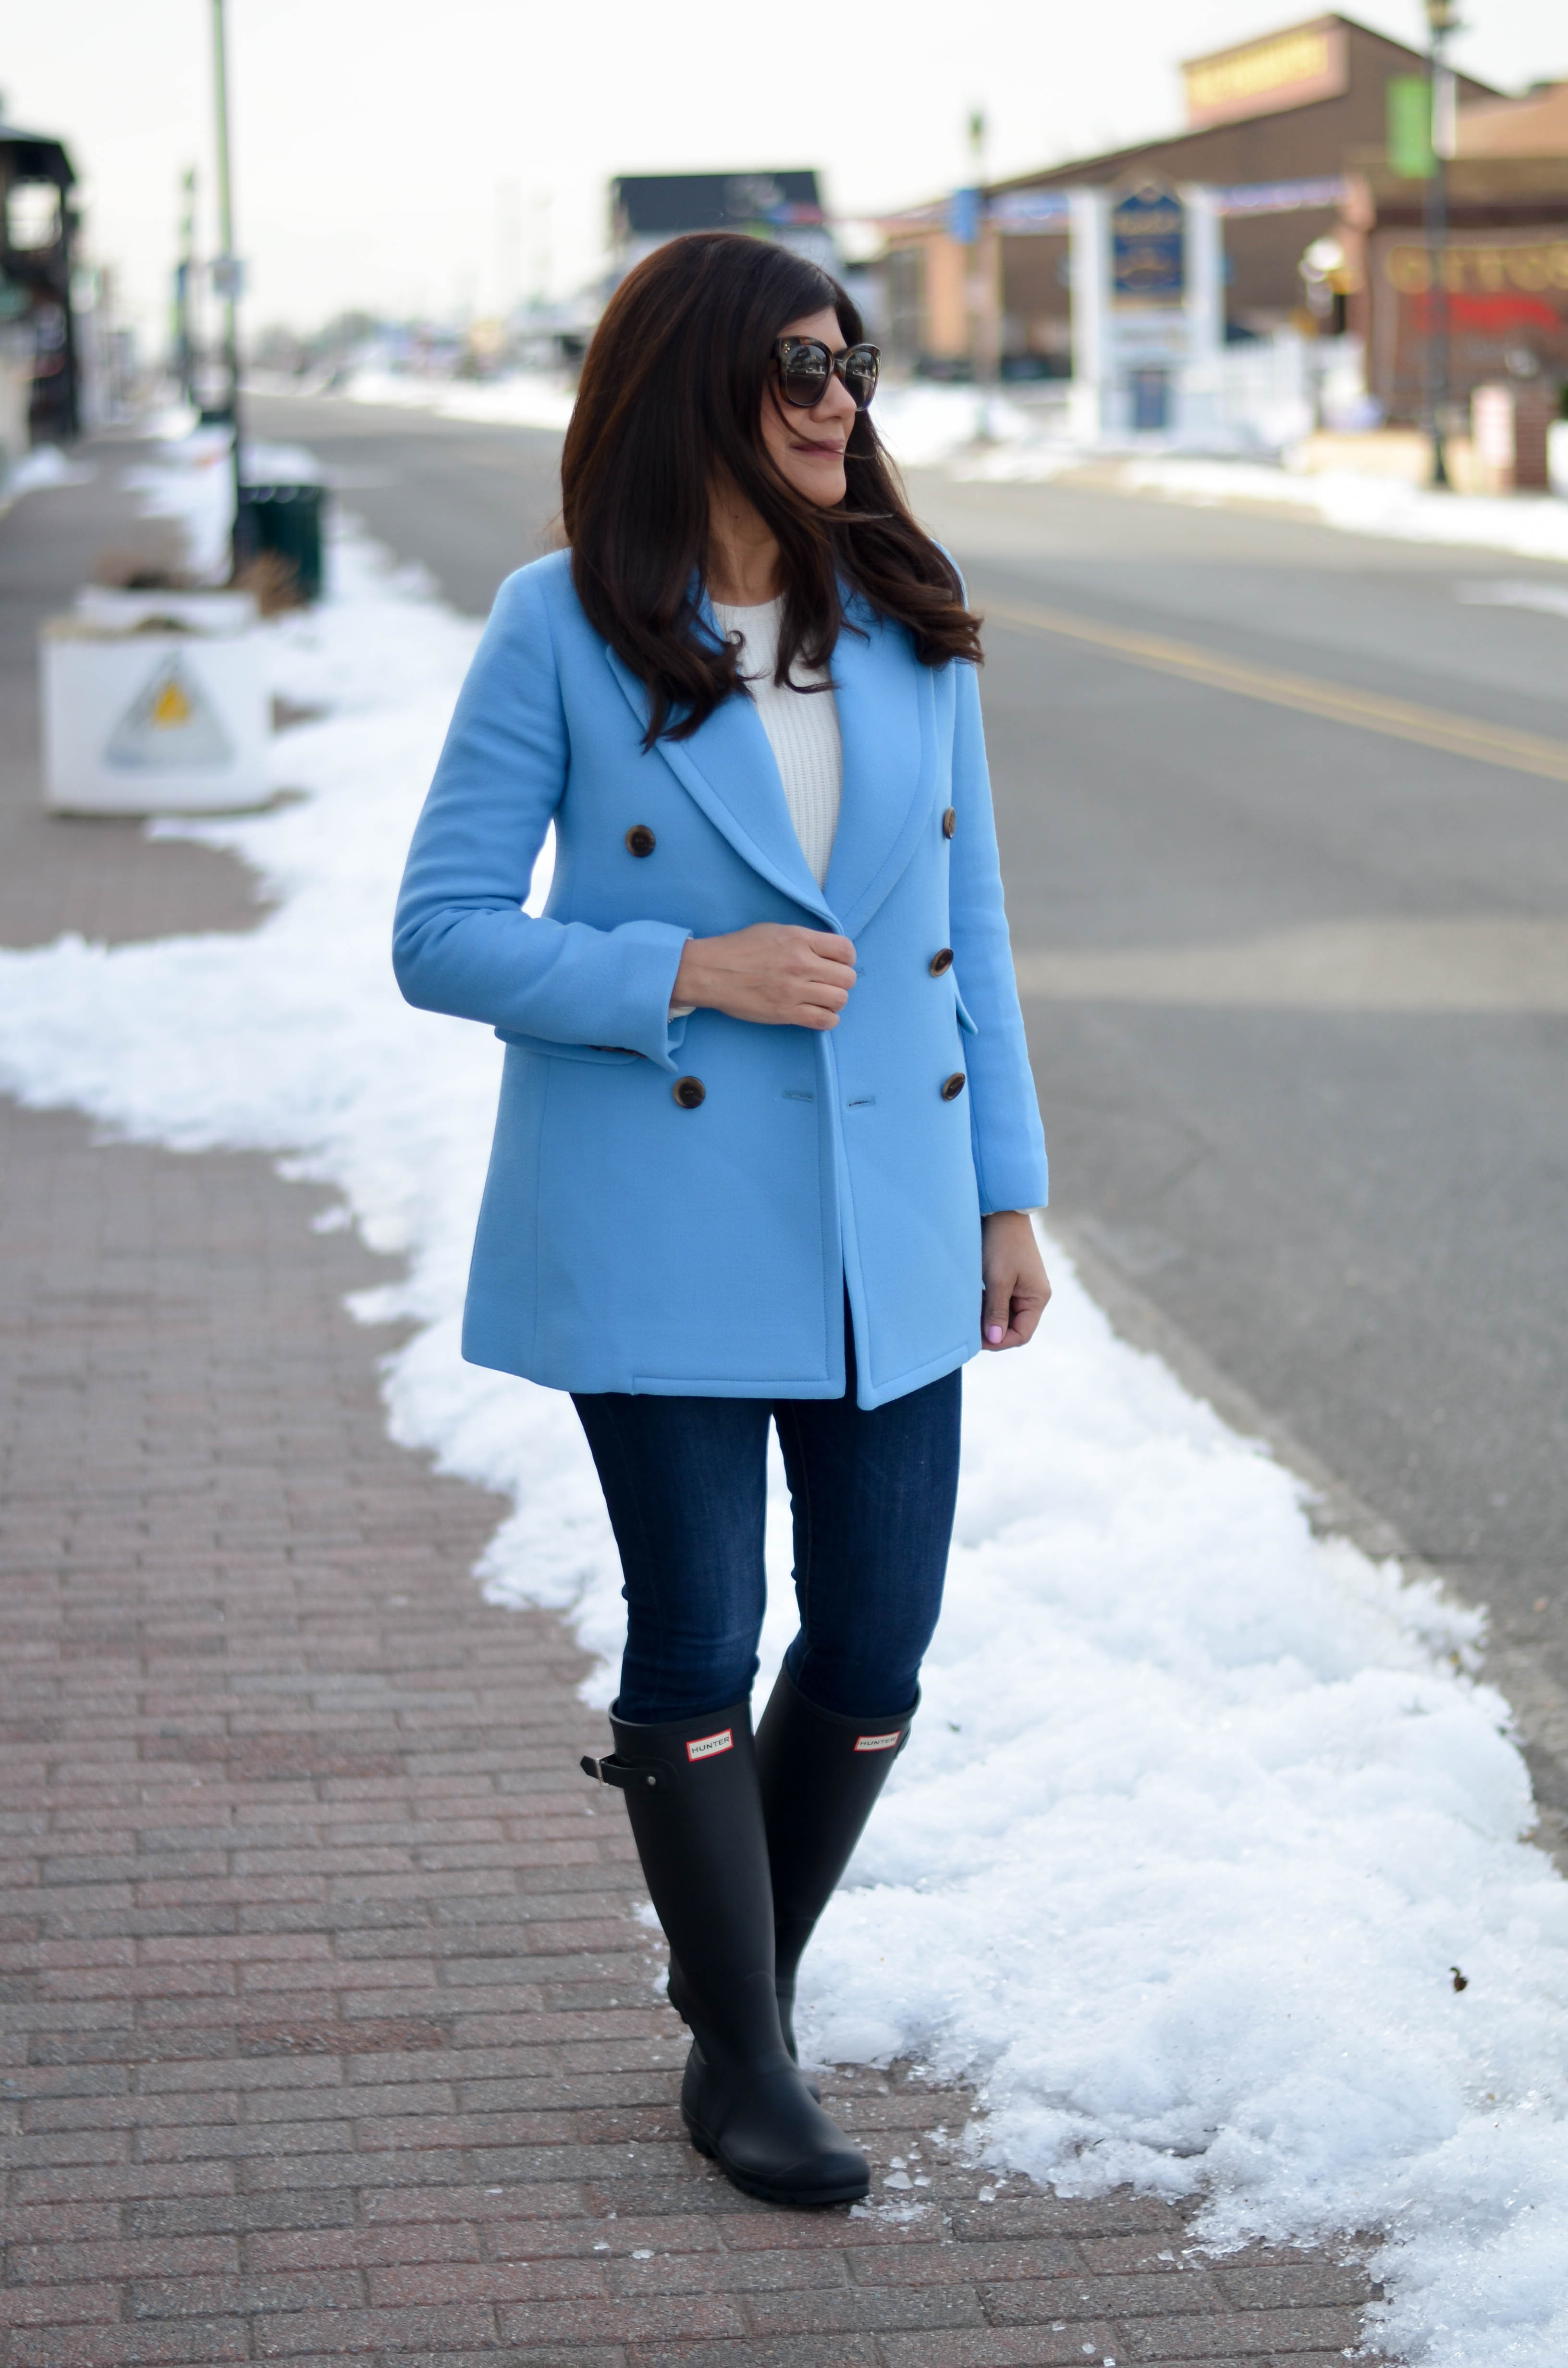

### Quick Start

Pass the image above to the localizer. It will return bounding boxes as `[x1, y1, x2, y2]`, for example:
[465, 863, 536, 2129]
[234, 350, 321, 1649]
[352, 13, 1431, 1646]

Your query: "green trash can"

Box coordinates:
[237, 479, 326, 604]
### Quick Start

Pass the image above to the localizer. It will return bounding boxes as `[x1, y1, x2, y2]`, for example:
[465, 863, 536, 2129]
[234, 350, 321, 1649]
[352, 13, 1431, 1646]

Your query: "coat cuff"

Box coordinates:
[976, 1154, 1049, 1216]
[614, 920, 695, 1072]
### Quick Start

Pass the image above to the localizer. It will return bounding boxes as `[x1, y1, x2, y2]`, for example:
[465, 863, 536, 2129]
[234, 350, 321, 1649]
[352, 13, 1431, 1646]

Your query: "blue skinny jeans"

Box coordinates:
[572, 1318, 961, 1726]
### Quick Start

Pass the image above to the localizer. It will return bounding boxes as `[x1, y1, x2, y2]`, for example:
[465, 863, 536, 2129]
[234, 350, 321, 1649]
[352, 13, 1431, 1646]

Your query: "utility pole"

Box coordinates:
[1423, 0, 1458, 488]
[966, 108, 997, 433]
[210, 0, 246, 572]
[172, 168, 196, 405]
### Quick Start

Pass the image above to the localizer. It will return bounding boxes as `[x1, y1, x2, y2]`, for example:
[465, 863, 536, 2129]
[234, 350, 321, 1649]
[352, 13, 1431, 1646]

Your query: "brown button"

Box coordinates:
[625, 824, 656, 858]
[672, 1075, 706, 1110]
[941, 1072, 967, 1101]
[929, 947, 954, 976]
[942, 806, 956, 839]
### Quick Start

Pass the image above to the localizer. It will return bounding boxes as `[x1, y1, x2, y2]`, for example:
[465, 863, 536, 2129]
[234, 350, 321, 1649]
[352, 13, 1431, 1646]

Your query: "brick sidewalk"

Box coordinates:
[0, 478, 1381, 2367]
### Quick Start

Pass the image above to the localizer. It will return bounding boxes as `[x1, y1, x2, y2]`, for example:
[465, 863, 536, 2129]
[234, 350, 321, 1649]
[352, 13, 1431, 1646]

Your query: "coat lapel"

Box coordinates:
[604, 643, 835, 925]
[600, 589, 936, 937]
[823, 600, 938, 941]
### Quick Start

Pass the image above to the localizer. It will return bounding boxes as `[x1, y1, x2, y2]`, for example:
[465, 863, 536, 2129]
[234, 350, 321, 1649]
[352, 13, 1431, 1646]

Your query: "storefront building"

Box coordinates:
[879, 12, 1500, 377]
[1343, 95, 1568, 430]
[0, 113, 79, 444]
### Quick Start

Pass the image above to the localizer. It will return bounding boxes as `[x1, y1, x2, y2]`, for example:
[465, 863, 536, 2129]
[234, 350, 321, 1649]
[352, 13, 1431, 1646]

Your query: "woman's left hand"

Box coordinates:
[980, 1211, 1052, 1350]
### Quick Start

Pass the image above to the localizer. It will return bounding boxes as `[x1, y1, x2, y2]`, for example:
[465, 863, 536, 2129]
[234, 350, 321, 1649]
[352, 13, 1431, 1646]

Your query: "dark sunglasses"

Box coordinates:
[772, 336, 880, 411]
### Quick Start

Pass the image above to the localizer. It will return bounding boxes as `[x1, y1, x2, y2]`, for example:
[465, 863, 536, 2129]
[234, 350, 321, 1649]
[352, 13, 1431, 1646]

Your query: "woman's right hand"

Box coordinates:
[673, 924, 857, 1029]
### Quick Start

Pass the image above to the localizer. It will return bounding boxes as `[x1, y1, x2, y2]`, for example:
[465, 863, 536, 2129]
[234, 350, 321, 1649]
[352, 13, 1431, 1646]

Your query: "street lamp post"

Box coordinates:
[1423, 0, 1459, 488]
[172, 167, 196, 406]
[964, 108, 997, 438]
[209, 0, 246, 574]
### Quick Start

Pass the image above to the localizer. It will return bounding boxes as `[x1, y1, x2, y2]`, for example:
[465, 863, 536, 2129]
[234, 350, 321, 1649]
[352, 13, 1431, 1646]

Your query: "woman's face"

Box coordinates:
[759, 306, 859, 508]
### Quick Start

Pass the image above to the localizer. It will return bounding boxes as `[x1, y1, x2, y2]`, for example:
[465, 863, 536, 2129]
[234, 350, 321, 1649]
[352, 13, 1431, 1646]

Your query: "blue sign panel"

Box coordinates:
[948, 186, 982, 247]
[1111, 182, 1185, 305]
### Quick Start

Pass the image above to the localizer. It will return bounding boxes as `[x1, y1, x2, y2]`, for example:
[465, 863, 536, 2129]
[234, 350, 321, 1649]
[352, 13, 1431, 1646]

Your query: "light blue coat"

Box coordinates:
[393, 552, 1046, 1409]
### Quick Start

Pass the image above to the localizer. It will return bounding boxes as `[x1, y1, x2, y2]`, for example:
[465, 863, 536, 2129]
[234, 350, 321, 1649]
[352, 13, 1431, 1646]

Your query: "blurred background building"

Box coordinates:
[0, 110, 80, 450]
[609, 172, 838, 283]
[1343, 70, 1568, 446]
[875, 12, 1507, 382]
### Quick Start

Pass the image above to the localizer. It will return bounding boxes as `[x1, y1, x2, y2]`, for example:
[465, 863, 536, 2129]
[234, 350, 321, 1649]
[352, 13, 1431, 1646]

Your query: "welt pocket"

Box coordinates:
[496, 1030, 640, 1067]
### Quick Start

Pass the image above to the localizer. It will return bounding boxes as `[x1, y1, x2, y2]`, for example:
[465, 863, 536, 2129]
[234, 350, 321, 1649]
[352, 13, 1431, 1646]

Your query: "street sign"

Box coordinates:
[106, 656, 234, 770]
[948, 186, 982, 247]
[1111, 183, 1185, 306]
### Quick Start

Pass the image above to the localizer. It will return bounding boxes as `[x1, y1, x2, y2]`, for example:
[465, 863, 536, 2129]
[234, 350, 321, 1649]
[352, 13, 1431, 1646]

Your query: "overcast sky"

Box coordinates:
[5, 0, 1563, 349]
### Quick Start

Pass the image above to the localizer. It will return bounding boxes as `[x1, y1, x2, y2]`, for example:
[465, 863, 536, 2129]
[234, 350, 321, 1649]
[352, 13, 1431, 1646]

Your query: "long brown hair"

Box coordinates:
[561, 232, 982, 745]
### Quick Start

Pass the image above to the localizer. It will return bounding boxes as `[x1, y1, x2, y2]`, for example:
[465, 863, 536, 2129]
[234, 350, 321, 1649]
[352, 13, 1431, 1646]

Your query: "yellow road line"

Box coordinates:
[982, 595, 1568, 786]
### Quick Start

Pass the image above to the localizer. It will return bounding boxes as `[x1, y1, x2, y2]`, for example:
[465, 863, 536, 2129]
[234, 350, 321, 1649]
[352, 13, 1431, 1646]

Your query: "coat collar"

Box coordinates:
[601, 585, 937, 939]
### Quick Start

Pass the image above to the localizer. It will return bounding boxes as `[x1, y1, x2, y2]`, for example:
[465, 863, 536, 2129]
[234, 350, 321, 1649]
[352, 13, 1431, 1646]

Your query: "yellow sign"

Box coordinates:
[152, 676, 195, 728]
[1384, 241, 1568, 294]
[105, 657, 234, 770]
[1184, 22, 1346, 128]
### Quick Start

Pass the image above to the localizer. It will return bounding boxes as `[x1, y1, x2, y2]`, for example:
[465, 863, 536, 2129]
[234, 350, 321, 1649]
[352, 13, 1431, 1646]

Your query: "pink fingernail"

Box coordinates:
[985, 1324, 1004, 1344]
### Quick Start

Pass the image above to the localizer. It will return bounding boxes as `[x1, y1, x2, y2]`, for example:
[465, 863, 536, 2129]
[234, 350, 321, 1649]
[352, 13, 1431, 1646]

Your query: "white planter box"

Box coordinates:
[41, 598, 270, 814]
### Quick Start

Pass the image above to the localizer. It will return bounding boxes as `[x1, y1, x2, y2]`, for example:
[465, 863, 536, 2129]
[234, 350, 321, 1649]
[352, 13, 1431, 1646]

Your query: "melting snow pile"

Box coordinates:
[1, 443, 1567, 2368]
[1109, 455, 1568, 567]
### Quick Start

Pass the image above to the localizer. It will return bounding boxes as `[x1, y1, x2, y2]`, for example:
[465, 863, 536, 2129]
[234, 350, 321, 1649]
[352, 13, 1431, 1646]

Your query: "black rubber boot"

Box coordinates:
[754, 1665, 918, 2061]
[582, 1701, 868, 2208]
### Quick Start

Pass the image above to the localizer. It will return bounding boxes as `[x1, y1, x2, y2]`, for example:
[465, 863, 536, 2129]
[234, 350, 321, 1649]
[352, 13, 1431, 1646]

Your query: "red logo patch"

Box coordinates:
[686, 1728, 734, 1763]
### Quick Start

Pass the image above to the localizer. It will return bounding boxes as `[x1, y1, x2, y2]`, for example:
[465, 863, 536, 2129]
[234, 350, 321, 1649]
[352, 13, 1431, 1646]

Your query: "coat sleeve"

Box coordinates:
[392, 567, 692, 1070]
[948, 659, 1049, 1214]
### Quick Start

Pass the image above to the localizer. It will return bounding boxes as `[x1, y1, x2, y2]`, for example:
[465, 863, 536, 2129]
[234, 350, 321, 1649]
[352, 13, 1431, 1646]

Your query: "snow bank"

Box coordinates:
[1, 481, 1567, 2367]
[117, 425, 328, 582]
[870, 383, 1069, 473]
[1116, 456, 1568, 567]
[4, 444, 96, 496]
[927, 436, 1568, 567]
[121, 424, 239, 581]
[1456, 579, 1568, 622]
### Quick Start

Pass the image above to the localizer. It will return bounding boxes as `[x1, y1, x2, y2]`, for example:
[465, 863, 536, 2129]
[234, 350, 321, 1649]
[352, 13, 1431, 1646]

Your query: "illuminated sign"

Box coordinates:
[1183, 21, 1348, 129]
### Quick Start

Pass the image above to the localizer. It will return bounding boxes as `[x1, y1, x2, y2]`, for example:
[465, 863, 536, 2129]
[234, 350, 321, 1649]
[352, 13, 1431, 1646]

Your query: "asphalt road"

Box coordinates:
[251, 391, 1568, 1817]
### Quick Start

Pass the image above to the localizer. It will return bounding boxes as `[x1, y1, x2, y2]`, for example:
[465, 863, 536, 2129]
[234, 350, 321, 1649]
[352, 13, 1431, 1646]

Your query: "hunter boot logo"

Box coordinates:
[686, 1728, 734, 1763]
[854, 1731, 902, 1752]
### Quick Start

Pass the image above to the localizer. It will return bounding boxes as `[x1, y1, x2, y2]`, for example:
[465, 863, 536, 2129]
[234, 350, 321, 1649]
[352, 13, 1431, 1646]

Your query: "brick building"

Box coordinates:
[1334, 73, 1568, 432]
[880, 12, 1500, 375]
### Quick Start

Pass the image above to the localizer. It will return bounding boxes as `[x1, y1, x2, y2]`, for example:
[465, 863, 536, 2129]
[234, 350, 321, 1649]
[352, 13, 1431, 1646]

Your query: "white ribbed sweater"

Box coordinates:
[711, 595, 842, 887]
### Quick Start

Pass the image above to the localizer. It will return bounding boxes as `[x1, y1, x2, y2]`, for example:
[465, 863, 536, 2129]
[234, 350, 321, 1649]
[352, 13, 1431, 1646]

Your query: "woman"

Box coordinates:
[394, 232, 1050, 2209]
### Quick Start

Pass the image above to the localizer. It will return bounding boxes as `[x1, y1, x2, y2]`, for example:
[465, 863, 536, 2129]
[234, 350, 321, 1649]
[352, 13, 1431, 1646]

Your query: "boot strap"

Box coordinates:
[580, 1751, 665, 1791]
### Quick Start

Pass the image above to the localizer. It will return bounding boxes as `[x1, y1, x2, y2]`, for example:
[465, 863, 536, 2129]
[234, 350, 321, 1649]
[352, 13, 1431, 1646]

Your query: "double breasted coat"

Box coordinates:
[392, 552, 1047, 1409]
